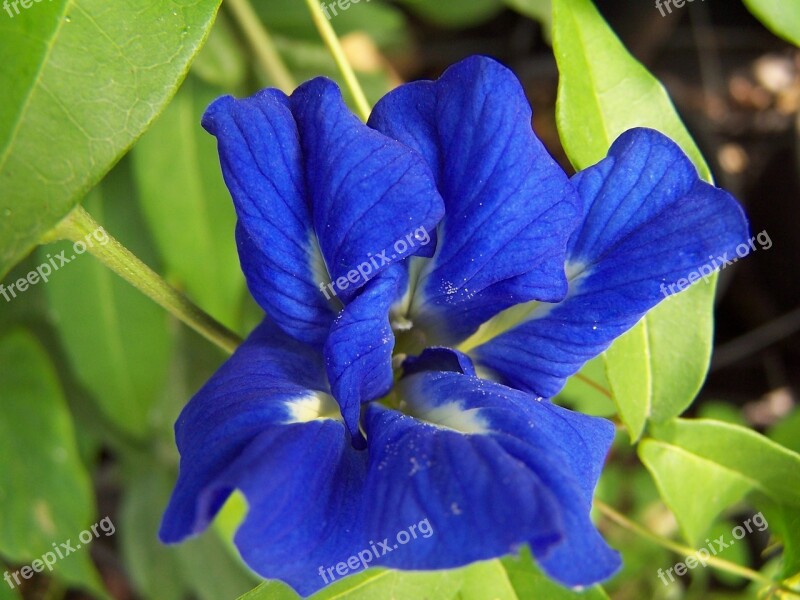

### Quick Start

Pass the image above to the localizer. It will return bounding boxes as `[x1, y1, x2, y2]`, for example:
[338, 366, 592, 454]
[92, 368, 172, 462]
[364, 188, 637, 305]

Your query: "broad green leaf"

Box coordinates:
[239, 582, 300, 600]
[552, 0, 710, 176]
[505, 0, 552, 42]
[639, 439, 752, 545]
[556, 355, 616, 417]
[502, 548, 610, 599]
[553, 0, 717, 438]
[652, 419, 800, 506]
[239, 557, 612, 600]
[42, 162, 172, 439]
[240, 568, 464, 600]
[311, 568, 464, 600]
[457, 560, 517, 600]
[0, 0, 222, 279]
[120, 463, 256, 600]
[0, 330, 105, 596]
[641, 418, 800, 544]
[132, 76, 245, 331]
[119, 465, 185, 600]
[742, 0, 800, 46]
[605, 281, 716, 441]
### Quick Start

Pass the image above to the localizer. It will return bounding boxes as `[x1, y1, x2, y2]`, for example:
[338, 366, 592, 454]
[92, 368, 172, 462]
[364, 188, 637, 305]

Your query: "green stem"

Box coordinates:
[594, 499, 799, 596]
[226, 0, 296, 93]
[303, 0, 372, 121]
[48, 206, 242, 355]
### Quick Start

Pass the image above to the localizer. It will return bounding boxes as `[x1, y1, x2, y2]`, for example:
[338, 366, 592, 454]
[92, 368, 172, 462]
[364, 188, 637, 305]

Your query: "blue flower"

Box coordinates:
[159, 56, 749, 597]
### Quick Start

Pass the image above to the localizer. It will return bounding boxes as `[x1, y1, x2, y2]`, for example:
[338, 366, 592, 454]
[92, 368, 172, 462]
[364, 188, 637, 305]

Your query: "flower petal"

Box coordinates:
[203, 90, 332, 344]
[159, 320, 366, 597]
[203, 79, 443, 344]
[368, 56, 579, 345]
[402, 347, 477, 377]
[324, 266, 407, 441]
[222, 422, 366, 597]
[473, 128, 750, 398]
[359, 370, 619, 586]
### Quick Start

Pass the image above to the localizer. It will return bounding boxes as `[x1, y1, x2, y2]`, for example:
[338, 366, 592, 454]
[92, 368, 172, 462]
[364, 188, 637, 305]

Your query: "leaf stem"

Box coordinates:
[302, 0, 372, 121]
[594, 499, 799, 596]
[225, 0, 296, 93]
[47, 206, 242, 355]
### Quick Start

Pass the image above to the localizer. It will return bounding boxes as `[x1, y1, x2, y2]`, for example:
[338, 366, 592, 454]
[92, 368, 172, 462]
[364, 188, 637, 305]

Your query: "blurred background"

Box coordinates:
[0, 0, 797, 599]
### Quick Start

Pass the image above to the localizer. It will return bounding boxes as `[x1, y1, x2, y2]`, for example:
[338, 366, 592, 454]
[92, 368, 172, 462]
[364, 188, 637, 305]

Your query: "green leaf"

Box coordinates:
[552, 0, 710, 176]
[238, 581, 300, 600]
[240, 568, 464, 600]
[310, 568, 464, 600]
[640, 418, 800, 544]
[653, 419, 800, 506]
[239, 557, 613, 599]
[132, 76, 245, 331]
[120, 463, 256, 600]
[742, 0, 800, 46]
[0, 0, 222, 279]
[639, 439, 752, 546]
[552, 0, 717, 438]
[556, 355, 616, 417]
[502, 548, 610, 599]
[457, 560, 517, 600]
[119, 466, 186, 600]
[42, 162, 172, 439]
[238, 582, 300, 600]
[0, 330, 105, 596]
[604, 281, 716, 441]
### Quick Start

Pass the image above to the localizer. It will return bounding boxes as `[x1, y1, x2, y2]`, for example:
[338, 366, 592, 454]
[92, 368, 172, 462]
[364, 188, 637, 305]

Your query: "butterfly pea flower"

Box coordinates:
[159, 56, 750, 596]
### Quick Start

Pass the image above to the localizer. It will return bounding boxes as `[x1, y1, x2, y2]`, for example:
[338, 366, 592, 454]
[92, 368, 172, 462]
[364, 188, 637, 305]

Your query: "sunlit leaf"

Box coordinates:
[742, 0, 800, 46]
[641, 418, 800, 544]
[0, 0, 222, 279]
